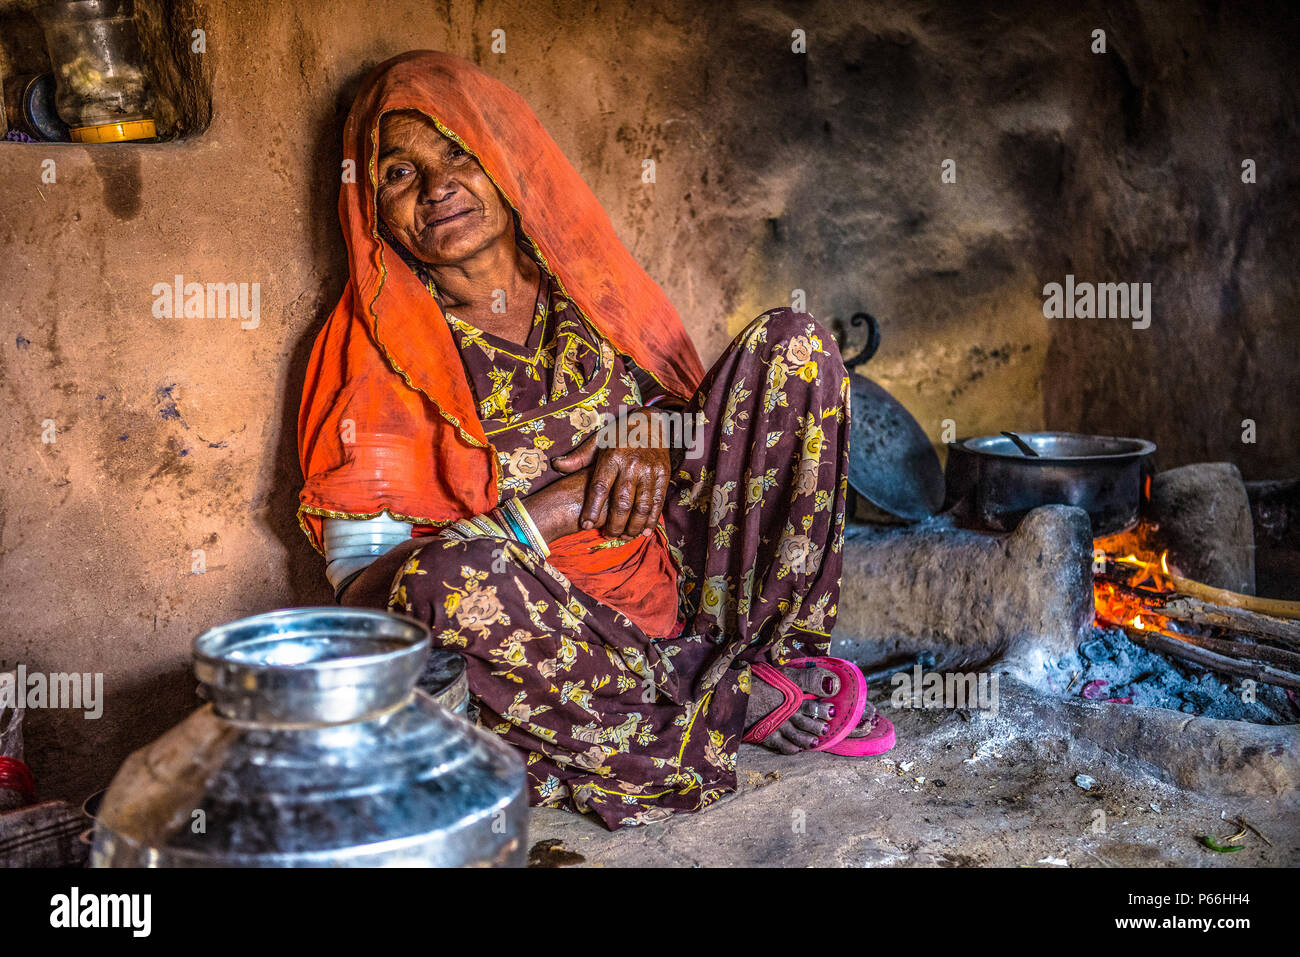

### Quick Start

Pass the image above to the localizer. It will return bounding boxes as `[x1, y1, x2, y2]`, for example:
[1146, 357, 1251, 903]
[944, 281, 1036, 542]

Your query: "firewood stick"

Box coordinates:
[1168, 631, 1300, 672]
[1094, 576, 1300, 649]
[1160, 597, 1300, 649]
[1122, 627, 1300, 690]
[1166, 574, 1300, 620]
[1095, 557, 1300, 619]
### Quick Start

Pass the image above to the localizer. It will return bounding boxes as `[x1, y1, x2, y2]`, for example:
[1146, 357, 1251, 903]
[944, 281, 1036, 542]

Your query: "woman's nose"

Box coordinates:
[418, 166, 456, 204]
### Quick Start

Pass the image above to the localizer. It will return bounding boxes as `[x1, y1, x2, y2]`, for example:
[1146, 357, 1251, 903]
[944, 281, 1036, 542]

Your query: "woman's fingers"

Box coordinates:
[580, 455, 622, 529]
[603, 463, 640, 538]
[624, 470, 658, 539]
[642, 468, 669, 537]
[551, 432, 598, 474]
[580, 452, 671, 538]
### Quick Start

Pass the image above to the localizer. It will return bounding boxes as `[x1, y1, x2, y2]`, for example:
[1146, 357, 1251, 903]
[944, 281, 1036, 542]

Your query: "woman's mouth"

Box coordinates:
[426, 208, 475, 230]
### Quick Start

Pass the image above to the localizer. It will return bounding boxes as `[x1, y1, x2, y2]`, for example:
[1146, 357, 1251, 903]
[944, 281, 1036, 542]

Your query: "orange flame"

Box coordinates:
[1092, 522, 1183, 638]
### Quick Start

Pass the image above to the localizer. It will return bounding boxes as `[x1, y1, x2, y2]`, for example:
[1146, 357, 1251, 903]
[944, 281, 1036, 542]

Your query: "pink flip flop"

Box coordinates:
[823, 708, 896, 756]
[743, 656, 867, 752]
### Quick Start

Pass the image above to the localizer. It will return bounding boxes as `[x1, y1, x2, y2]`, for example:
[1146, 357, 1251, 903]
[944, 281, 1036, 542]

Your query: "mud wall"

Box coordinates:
[1, 0, 1297, 801]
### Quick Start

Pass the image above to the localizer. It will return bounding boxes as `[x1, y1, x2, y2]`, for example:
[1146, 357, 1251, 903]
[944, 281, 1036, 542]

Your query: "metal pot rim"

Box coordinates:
[194, 607, 428, 669]
[954, 431, 1156, 464]
[192, 607, 431, 724]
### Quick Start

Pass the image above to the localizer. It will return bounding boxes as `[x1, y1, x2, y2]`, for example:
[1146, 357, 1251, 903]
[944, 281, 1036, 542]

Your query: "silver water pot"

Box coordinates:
[91, 608, 527, 867]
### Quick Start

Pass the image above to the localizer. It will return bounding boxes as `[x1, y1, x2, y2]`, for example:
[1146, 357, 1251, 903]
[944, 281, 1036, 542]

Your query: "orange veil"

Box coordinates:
[297, 51, 705, 553]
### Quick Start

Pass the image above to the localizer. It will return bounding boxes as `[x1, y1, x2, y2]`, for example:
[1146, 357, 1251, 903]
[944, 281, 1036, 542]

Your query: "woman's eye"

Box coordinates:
[450, 148, 467, 159]
[384, 166, 411, 183]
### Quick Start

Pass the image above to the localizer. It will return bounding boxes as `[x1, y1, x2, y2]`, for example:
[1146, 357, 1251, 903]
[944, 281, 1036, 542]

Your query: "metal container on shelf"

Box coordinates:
[33, 0, 157, 143]
[91, 607, 527, 868]
[2, 73, 72, 141]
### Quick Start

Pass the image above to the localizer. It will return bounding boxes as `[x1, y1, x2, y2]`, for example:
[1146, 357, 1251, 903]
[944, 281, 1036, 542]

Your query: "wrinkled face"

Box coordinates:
[375, 110, 514, 266]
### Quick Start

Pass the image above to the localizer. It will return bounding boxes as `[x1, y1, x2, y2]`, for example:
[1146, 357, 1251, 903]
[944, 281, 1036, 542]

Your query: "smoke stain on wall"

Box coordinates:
[87, 150, 144, 222]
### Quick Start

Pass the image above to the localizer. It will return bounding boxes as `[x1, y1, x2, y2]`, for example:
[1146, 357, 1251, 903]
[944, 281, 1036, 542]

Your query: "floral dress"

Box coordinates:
[389, 271, 852, 829]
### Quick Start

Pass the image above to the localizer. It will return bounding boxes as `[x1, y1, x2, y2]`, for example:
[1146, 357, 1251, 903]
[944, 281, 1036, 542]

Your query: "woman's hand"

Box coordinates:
[551, 409, 672, 540]
[519, 469, 591, 542]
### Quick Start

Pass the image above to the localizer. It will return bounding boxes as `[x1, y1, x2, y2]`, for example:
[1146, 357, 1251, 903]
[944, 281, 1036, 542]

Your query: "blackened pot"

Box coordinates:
[944, 432, 1156, 536]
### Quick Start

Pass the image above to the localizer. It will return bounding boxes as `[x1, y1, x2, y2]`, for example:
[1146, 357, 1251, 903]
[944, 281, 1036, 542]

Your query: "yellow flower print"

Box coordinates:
[709, 480, 737, 526]
[767, 357, 789, 392]
[722, 378, 751, 436]
[497, 629, 536, 667]
[747, 467, 777, 508]
[435, 627, 468, 648]
[704, 729, 735, 771]
[794, 457, 820, 497]
[738, 566, 755, 615]
[558, 598, 588, 631]
[568, 404, 601, 435]
[505, 690, 551, 723]
[700, 575, 728, 620]
[802, 416, 826, 457]
[479, 366, 516, 419]
[560, 680, 599, 717]
[454, 583, 506, 639]
[505, 446, 546, 482]
[739, 320, 769, 353]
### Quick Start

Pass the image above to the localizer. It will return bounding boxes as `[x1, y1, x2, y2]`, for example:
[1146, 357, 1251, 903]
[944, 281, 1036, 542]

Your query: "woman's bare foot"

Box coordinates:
[744, 663, 881, 754]
[744, 664, 838, 754]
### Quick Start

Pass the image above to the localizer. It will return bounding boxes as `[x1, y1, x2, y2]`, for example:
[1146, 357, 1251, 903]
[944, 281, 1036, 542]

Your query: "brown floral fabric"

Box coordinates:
[389, 303, 851, 829]
[431, 269, 682, 638]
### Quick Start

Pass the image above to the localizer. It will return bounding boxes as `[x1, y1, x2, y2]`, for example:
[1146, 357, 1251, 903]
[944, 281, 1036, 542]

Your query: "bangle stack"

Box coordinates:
[497, 496, 550, 558]
[439, 497, 550, 559]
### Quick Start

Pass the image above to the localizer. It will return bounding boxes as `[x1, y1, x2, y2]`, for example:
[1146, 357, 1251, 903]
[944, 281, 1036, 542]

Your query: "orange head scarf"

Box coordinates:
[297, 51, 705, 552]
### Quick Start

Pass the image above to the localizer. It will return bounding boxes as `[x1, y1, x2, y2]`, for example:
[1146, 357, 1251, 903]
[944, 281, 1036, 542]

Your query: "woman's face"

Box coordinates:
[375, 111, 514, 266]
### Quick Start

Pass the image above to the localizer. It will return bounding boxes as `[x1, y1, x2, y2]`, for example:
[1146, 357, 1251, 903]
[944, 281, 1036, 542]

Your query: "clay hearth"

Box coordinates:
[827, 461, 1299, 806]
[832, 504, 1094, 673]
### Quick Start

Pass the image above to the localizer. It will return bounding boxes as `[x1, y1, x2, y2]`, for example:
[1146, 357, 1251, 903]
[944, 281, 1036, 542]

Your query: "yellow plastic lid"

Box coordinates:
[70, 118, 157, 143]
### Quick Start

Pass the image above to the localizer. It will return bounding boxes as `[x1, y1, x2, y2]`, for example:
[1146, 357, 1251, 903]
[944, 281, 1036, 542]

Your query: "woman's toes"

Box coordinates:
[780, 725, 820, 750]
[789, 712, 828, 736]
[768, 734, 802, 755]
[800, 699, 834, 720]
[789, 665, 839, 698]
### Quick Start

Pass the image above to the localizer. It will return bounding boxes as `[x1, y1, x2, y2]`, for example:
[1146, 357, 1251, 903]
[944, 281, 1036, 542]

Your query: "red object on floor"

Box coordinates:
[0, 756, 36, 805]
[1082, 679, 1109, 699]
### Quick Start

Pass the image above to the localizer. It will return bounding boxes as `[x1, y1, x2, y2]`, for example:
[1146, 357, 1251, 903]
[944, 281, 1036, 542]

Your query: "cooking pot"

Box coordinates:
[944, 431, 1156, 536]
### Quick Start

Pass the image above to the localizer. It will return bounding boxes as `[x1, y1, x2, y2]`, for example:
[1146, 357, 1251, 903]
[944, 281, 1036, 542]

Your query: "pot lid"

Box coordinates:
[847, 374, 945, 521]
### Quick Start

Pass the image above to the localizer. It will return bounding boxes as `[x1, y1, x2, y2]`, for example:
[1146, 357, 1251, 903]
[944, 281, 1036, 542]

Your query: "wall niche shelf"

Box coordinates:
[1, 0, 213, 144]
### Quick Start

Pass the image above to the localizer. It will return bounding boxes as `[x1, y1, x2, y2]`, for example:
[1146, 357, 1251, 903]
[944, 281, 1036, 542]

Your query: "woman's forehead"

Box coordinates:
[379, 110, 452, 149]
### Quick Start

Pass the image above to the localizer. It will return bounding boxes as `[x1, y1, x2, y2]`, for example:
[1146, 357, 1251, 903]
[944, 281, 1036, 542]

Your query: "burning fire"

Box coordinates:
[1092, 523, 1183, 638]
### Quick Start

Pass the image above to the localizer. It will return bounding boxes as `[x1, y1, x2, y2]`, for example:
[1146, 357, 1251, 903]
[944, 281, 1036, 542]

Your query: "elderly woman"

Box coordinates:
[298, 51, 893, 829]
